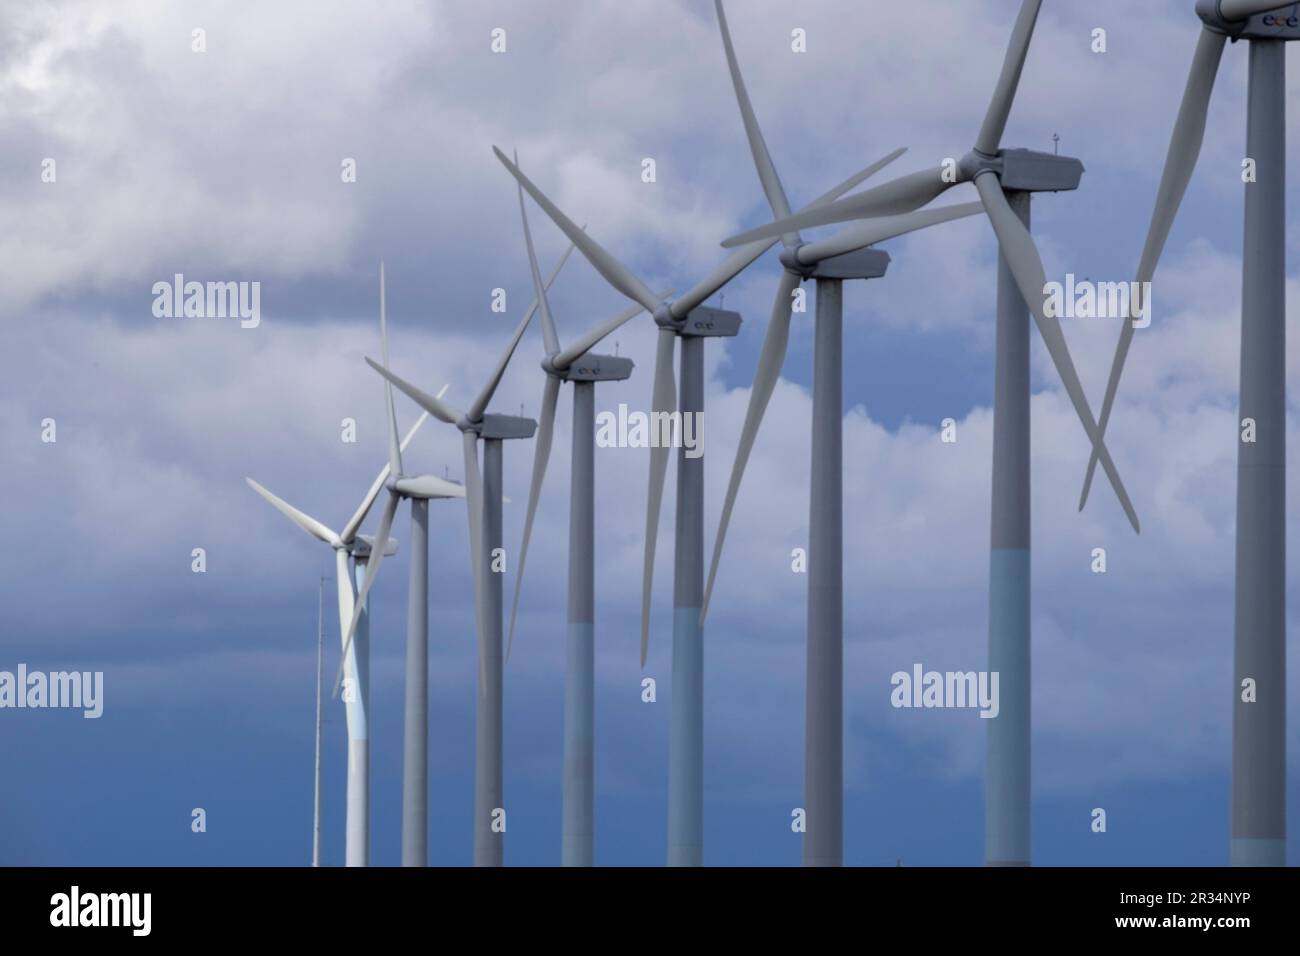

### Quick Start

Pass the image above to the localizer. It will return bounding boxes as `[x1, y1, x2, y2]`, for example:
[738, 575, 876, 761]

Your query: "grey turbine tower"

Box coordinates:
[702, 0, 982, 867]
[368, 243, 573, 865]
[505, 169, 658, 866]
[313, 576, 325, 867]
[494, 143, 907, 865]
[246, 413, 427, 866]
[1081, 0, 1296, 867]
[335, 264, 465, 867]
[726, 0, 1141, 867]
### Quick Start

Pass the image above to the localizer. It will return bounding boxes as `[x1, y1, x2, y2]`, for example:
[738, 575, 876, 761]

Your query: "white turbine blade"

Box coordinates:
[808, 147, 909, 208]
[517, 160, 562, 356]
[796, 202, 985, 265]
[673, 148, 910, 316]
[368, 359, 463, 425]
[671, 242, 782, 319]
[641, 327, 677, 666]
[720, 161, 948, 249]
[1080, 25, 1225, 511]
[974, 0, 1044, 156]
[335, 491, 399, 692]
[379, 262, 403, 478]
[715, 0, 796, 246]
[462, 430, 489, 695]
[1221, 0, 1293, 18]
[506, 375, 561, 660]
[555, 290, 670, 370]
[493, 146, 664, 315]
[246, 478, 340, 546]
[973, 172, 1140, 533]
[340, 409, 431, 544]
[331, 548, 357, 699]
[468, 238, 575, 423]
[701, 271, 800, 623]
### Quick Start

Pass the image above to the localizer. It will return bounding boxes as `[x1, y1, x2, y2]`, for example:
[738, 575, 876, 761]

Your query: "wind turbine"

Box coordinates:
[700, 0, 983, 867]
[494, 141, 909, 865]
[246, 412, 427, 866]
[334, 264, 466, 868]
[367, 242, 575, 866]
[503, 163, 664, 865]
[722, 0, 1141, 867]
[1081, 0, 1295, 867]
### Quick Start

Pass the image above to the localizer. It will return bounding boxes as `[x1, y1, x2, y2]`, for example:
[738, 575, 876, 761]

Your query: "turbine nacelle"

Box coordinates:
[560, 352, 634, 383]
[959, 148, 1084, 194]
[348, 534, 400, 559]
[678, 305, 742, 339]
[459, 412, 537, 441]
[1197, 0, 1300, 37]
[389, 474, 467, 501]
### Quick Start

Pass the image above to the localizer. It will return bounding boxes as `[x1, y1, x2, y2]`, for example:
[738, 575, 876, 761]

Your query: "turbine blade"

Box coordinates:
[555, 291, 670, 370]
[493, 146, 664, 315]
[679, 146, 909, 309]
[974, 0, 1044, 156]
[974, 172, 1140, 533]
[715, 0, 796, 247]
[641, 327, 677, 666]
[340, 410, 431, 544]
[809, 147, 910, 208]
[368, 360, 463, 425]
[795, 202, 985, 265]
[468, 236, 575, 422]
[721, 163, 955, 248]
[517, 162, 562, 356]
[1080, 26, 1225, 510]
[380, 262, 403, 478]
[506, 375, 561, 660]
[335, 491, 399, 693]
[246, 477, 339, 545]
[701, 271, 800, 623]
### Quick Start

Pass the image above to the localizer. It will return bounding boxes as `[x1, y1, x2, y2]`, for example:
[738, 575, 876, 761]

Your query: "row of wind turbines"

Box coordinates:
[247, 0, 1292, 866]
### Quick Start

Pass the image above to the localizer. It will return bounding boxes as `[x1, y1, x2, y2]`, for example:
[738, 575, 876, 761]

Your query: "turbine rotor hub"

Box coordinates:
[1195, 1, 1249, 35]
[959, 149, 1002, 182]
[779, 242, 815, 278]
[652, 302, 680, 331]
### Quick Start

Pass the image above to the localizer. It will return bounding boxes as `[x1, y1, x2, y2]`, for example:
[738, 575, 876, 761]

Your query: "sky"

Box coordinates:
[1, 0, 1298, 866]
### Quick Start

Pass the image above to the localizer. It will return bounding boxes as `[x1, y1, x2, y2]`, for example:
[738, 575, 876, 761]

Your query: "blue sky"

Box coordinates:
[1, 0, 1298, 865]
